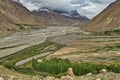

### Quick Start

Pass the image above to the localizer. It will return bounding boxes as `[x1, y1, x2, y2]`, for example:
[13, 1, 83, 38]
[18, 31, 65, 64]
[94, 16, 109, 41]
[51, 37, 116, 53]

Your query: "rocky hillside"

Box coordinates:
[0, 0, 50, 36]
[83, 0, 120, 32]
[0, 11, 20, 36]
[0, 0, 49, 26]
[0, 11, 19, 31]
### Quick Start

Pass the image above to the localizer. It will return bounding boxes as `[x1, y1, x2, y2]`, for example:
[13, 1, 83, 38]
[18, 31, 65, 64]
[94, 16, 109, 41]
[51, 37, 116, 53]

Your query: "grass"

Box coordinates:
[95, 56, 120, 62]
[2, 57, 120, 77]
[103, 29, 120, 35]
[0, 41, 64, 69]
[90, 44, 120, 53]
[95, 29, 120, 35]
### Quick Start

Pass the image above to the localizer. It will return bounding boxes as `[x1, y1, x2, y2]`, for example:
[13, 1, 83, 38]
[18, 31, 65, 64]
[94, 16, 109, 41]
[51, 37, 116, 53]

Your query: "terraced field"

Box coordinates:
[49, 35, 120, 62]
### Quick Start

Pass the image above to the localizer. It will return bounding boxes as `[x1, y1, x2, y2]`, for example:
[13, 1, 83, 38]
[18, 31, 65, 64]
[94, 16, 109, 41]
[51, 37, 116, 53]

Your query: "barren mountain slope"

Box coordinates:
[0, 11, 20, 35]
[0, 0, 49, 26]
[83, 0, 120, 32]
[0, 11, 19, 30]
[0, 0, 51, 36]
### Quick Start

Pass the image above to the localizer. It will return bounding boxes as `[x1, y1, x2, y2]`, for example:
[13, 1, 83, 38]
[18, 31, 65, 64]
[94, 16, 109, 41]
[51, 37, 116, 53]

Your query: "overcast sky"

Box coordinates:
[14, 0, 116, 18]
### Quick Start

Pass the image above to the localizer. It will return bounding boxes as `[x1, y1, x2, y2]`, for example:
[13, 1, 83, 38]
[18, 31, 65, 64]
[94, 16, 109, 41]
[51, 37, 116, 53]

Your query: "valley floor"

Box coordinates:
[0, 26, 120, 80]
[0, 26, 79, 58]
[0, 26, 120, 64]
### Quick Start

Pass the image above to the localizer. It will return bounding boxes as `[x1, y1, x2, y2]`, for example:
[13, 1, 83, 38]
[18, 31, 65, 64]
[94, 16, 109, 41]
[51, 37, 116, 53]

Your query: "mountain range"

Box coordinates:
[0, 0, 120, 35]
[33, 8, 89, 26]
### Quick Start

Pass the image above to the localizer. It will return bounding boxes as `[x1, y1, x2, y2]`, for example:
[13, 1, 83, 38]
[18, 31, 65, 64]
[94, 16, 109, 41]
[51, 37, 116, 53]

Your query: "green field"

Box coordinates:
[0, 41, 64, 69]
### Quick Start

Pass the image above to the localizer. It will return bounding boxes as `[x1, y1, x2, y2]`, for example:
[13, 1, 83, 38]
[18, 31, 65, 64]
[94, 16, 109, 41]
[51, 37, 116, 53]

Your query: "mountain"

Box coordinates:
[47, 8, 81, 17]
[83, 0, 120, 32]
[0, 0, 51, 30]
[33, 8, 89, 26]
[0, 0, 46, 35]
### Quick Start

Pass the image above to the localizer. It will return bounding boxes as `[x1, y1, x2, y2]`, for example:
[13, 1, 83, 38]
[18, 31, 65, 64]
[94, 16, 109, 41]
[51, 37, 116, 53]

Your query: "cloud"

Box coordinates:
[70, 0, 116, 18]
[14, 0, 116, 18]
[15, 0, 74, 12]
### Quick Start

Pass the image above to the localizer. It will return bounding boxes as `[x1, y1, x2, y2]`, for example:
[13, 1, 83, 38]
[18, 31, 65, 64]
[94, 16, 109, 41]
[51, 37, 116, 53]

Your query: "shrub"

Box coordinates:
[107, 63, 120, 73]
[32, 58, 107, 75]
[14, 66, 37, 75]
[72, 62, 107, 75]
[32, 58, 71, 75]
